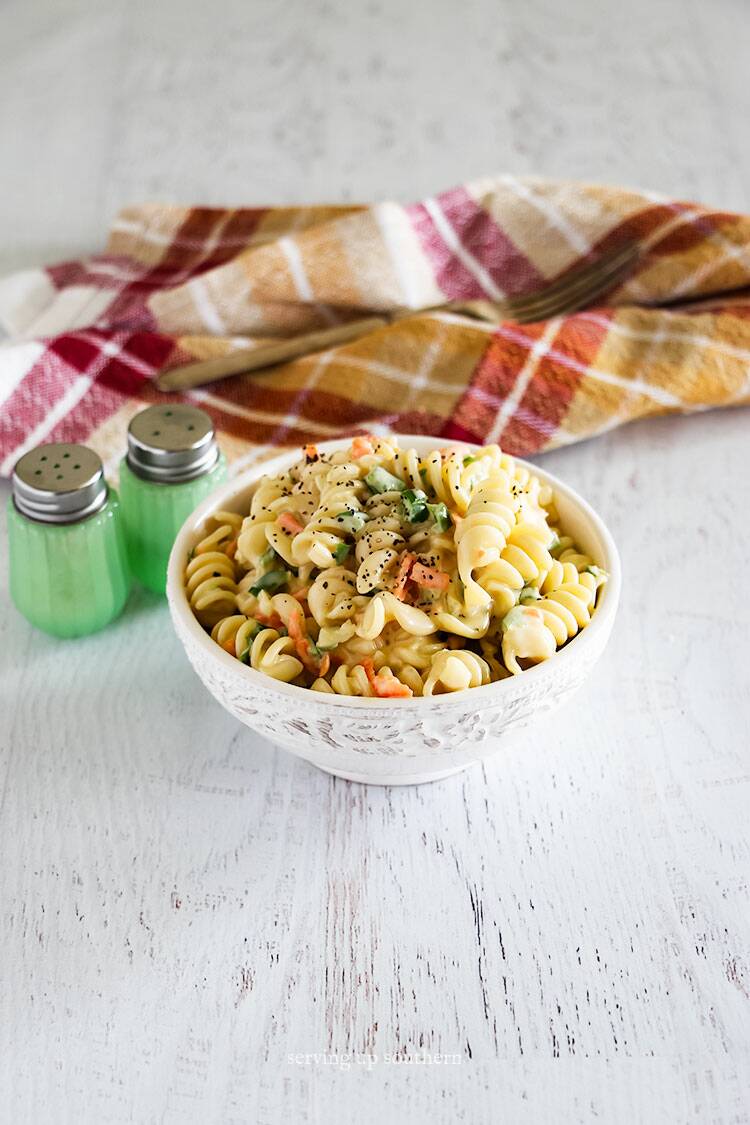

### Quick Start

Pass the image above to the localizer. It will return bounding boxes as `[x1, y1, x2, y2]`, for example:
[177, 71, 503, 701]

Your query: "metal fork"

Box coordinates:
[157, 240, 638, 392]
[448, 239, 639, 326]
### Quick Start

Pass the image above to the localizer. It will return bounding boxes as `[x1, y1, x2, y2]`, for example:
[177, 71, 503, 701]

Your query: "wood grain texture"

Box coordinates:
[2, 0, 750, 1121]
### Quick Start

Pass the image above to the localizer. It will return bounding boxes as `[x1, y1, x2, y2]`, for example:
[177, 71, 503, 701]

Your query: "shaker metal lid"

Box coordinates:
[126, 404, 219, 483]
[12, 443, 109, 524]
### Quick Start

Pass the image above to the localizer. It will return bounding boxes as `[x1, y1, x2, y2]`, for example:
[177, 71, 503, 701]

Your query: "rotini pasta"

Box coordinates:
[455, 480, 519, 610]
[185, 512, 241, 627]
[423, 650, 491, 695]
[185, 435, 608, 695]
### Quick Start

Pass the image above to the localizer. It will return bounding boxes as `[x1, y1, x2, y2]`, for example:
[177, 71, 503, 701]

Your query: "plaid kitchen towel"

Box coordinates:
[2, 175, 750, 479]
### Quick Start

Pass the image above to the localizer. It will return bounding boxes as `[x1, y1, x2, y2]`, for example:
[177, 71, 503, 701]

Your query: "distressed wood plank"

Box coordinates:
[1, 0, 750, 1120]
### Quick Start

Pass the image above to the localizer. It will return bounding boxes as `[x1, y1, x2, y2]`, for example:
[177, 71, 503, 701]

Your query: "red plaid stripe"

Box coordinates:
[444, 313, 611, 454]
[407, 186, 544, 298]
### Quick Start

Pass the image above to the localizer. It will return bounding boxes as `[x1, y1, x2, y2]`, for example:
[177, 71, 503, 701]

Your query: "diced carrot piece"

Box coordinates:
[221, 638, 237, 655]
[288, 606, 325, 673]
[362, 659, 378, 683]
[525, 607, 543, 620]
[295, 640, 312, 668]
[255, 611, 284, 630]
[363, 660, 413, 698]
[225, 539, 237, 559]
[374, 677, 413, 698]
[410, 561, 450, 590]
[278, 511, 304, 535]
[304, 444, 319, 460]
[291, 587, 310, 605]
[351, 434, 375, 458]
[288, 606, 305, 641]
[319, 654, 331, 678]
[392, 552, 416, 601]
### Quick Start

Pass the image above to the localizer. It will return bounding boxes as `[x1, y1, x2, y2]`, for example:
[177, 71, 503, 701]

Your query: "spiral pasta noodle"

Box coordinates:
[354, 493, 405, 594]
[455, 481, 518, 610]
[475, 521, 555, 618]
[307, 566, 369, 647]
[423, 650, 491, 695]
[185, 512, 240, 627]
[249, 628, 304, 683]
[186, 435, 608, 693]
[292, 462, 366, 568]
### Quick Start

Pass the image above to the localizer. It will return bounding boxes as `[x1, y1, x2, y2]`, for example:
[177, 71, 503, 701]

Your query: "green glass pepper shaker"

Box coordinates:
[8, 443, 131, 638]
[118, 404, 227, 595]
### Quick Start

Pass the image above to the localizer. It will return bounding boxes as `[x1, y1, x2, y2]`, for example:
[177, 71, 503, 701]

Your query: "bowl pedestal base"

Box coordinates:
[314, 761, 473, 786]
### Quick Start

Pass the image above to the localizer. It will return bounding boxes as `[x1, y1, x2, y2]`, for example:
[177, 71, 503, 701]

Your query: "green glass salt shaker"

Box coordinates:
[8, 443, 131, 638]
[118, 404, 227, 595]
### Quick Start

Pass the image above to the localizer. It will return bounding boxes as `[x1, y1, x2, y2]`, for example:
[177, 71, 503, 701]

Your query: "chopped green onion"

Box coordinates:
[334, 510, 368, 533]
[463, 455, 476, 466]
[305, 635, 336, 658]
[418, 467, 428, 480]
[249, 569, 289, 596]
[427, 502, 451, 531]
[258, 546, 276, 569]
[238, 621, 263, 662]
[334, 542, 351, 563]
[399, 488, 450, 529]
[548, 534, 562, 556]
[400, 488, 429, 522]
[501, 606, 527, 633]
[365, 466, 407, 493]
[519, 585, 540, 603]
[585, 564, 607, 580]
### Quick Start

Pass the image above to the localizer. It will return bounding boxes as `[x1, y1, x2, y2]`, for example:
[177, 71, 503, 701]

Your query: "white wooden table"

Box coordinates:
[2, 2, 749, 1121]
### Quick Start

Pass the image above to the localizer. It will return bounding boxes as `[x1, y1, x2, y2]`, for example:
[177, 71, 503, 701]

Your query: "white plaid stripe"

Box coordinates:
[484, 318, 562, 444]
[422, 196, 505, 301]
[110, 215, 257, 252]
[266, 350, 336, 447]
[498, 176, 592, 256]
[186, 387, 343, 437]
[497, 323, 685, 409]
[465, 383, 558, 439]
[187, 275, 229, 335]
[304, 348, 470, 396]
[278, 236, 338, 327]
[0, 340, 45, 409]
[372, 202, 443, 309]
[667, 238, 750, 301]
[279, 236, 314, 302]
[1, 373, 93, 475]
[0, 268, 57, 338]
[578, 311, 750, 365]
[1, 333, 162, 475]
[625, 207, 750, 304]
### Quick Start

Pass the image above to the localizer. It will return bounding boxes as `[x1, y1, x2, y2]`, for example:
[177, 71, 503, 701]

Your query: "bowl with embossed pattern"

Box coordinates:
[167, 436, 620, 785]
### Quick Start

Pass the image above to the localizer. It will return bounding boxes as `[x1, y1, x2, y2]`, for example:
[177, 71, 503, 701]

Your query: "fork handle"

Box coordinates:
[156, 314, 389, 392]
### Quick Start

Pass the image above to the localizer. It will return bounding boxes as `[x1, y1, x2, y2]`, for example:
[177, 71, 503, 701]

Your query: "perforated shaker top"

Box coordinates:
[13, 444, 108, 523]
[126, 405, 219, 483]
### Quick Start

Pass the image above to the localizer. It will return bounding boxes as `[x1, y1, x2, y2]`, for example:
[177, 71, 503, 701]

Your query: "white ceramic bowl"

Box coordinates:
[167, 436, 620, 785]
